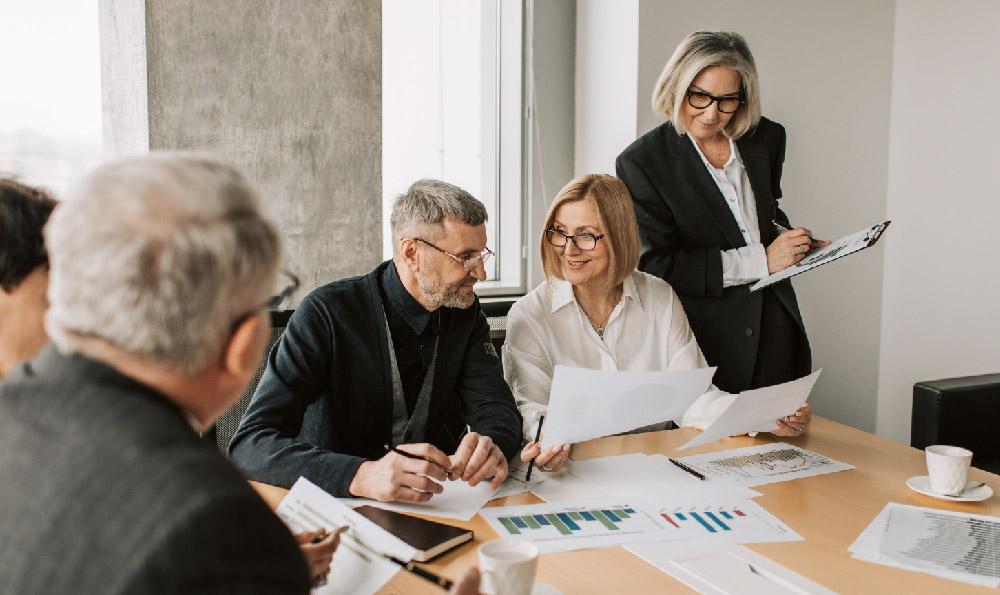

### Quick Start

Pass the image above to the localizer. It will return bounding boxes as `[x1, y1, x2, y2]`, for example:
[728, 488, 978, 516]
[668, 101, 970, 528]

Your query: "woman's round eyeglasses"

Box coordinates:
[685, 90, 744, 114]
[545, 229, 605, 251]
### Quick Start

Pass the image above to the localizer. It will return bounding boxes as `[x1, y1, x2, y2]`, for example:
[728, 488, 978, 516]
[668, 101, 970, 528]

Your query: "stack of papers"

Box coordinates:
[850, 502, 1000, 587]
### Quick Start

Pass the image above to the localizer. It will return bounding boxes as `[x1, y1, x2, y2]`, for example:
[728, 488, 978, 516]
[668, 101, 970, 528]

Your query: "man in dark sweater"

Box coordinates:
[230, 179, 522, 502]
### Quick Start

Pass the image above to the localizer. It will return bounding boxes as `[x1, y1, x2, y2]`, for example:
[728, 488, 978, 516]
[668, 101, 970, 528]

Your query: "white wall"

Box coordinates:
[877, 0, 1000, 442]
[631, 1, 895, 432]
[574, 0, 638, 176]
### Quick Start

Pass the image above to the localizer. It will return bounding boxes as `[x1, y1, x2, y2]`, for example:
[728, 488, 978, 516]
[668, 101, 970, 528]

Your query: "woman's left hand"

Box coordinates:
[520, 440, 572, 473]
[770, 403, 812, 436]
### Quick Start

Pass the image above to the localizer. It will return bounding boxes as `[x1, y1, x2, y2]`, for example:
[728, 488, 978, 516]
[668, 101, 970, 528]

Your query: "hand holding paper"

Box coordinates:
[676, 370, 821, 451]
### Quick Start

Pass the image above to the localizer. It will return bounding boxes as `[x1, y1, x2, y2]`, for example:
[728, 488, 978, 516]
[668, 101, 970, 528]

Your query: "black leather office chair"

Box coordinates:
[209, 310, 293, 454]
[481, 299, 516, 372]
[911, 373, 1000, 474]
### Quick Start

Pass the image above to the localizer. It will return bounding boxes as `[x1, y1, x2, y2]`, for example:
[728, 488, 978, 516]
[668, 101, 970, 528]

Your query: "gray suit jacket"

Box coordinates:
[0, 345, 310, 595]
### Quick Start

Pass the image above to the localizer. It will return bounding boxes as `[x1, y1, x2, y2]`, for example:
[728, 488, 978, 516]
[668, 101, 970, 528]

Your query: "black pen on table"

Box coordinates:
[669, 457, 706, 480]
[524, 415, 545, 488]
[342, 528, 455, 590]
[384, 444, 453, 476]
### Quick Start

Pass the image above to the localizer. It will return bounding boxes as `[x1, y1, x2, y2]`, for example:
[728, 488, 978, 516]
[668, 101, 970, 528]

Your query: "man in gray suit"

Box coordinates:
[0, 154, 313, 594]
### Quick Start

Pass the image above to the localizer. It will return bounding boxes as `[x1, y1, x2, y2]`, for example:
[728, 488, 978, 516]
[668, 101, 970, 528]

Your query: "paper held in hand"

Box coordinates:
[676, 370, 821, 451]
[541, 365, 715, 449]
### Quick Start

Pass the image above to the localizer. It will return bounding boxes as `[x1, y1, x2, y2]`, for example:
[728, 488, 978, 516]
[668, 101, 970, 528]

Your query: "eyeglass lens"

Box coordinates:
[687, 91, 742, 113]
[546, 230, 599, 251]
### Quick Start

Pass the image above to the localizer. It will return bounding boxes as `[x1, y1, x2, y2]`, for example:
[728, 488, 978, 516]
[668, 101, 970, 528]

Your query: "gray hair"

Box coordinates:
[44, 153, 282, 373]
[651, 31, 762, 139]
[389, 179, 488, 253]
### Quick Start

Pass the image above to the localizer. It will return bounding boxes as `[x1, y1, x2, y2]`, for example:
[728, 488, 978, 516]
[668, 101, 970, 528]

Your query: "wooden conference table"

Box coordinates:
[252, 417, 999, 594]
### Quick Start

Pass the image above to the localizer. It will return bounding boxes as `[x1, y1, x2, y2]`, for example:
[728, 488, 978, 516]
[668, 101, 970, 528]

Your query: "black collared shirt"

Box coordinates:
[379, 262, 440, 414]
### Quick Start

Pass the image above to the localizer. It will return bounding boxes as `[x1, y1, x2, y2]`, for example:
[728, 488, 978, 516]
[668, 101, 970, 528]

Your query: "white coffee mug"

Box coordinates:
[925, 445, 973, 496]
[478, 540, 539, 595]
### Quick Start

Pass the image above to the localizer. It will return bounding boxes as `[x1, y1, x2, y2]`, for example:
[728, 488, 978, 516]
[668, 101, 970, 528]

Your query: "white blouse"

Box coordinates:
[502, 270, 736, 440]
[688, 135, 769, 287]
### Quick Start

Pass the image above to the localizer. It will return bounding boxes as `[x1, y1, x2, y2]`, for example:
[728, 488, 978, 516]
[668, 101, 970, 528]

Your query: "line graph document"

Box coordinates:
[677, 443, 854, 487]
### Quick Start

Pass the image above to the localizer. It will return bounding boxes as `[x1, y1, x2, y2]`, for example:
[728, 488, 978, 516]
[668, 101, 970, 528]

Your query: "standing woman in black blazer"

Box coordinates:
[617, 31, 828, 409]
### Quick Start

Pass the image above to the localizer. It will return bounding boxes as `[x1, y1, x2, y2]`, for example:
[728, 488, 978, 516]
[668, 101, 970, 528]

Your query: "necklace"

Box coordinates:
[578, 287, 622, 342]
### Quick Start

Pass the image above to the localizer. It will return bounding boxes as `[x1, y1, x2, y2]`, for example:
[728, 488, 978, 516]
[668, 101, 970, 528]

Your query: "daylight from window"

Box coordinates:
[0, 1, 103, 198]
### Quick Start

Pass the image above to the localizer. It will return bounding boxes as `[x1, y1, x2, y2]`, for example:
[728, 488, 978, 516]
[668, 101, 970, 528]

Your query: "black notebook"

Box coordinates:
[354, 505, 474, 562]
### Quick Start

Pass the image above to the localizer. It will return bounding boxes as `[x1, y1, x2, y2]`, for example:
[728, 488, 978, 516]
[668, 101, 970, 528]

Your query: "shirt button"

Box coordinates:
[740, 228, 746, 233]
[745, 328, 754, 337]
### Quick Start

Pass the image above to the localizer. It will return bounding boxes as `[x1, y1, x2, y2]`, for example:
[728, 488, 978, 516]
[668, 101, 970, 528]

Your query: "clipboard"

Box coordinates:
[750, 220, 890, 292]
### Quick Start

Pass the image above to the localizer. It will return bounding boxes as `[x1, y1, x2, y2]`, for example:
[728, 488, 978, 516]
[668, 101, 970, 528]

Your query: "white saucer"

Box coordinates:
[531, 582, 564, 595]
[906, 476, 993, 501]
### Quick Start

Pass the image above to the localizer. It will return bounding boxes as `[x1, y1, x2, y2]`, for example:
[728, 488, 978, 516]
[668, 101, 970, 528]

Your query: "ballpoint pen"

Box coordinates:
[773, 219, 825, 245]
[524, 415, 545, 488]
[384, 444, 453, 476]
[344, 530, 455, 590]
[669, 457, 706, 480]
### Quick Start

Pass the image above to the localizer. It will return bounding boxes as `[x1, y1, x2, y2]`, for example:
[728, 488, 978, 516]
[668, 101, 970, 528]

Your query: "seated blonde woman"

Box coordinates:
[504, 174, 811, 472]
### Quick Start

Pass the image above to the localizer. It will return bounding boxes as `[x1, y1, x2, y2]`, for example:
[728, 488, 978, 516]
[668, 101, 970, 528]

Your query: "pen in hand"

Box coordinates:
[772, 219, 826, 245]
[384, 444, 453, 476]
[524, 415, 546, 488]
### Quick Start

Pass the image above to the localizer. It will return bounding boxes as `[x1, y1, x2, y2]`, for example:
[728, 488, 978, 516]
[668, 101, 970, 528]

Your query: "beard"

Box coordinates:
[418, 259, 477, 309]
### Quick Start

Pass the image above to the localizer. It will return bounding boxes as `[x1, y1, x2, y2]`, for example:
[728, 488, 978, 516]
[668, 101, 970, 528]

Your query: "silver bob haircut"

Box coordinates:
[44, 153, 282, 373]
[651, 31, 762, 139]
[389, 179, 488, 253]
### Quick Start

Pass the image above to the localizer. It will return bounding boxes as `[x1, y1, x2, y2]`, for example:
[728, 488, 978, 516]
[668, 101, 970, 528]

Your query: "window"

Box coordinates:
[0, 1, 103, 197]
[382, 0, 525, 295]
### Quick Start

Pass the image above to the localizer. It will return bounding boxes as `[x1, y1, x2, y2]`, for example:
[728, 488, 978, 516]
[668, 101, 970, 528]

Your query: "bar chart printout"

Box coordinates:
[678, 443, 854, 487]
[657, 500, 803, 545]
[480, 501, 684, 553]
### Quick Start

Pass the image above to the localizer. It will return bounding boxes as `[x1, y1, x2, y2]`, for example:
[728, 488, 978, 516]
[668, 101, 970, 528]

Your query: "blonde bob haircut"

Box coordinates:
[651, 31, 762, 139]
[540, 174, 639, 292]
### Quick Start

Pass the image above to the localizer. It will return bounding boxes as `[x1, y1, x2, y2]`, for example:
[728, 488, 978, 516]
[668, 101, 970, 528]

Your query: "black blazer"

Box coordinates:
[616, 118, 810, 392]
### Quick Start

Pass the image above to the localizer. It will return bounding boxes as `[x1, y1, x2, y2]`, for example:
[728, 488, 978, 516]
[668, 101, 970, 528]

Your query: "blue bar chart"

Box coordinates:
[656, 501, 803, 545]
[480, 502, 684, 553]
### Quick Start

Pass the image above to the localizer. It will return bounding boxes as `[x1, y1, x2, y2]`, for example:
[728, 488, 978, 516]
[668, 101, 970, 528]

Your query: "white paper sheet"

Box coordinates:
[340, 476, 500, 521]
[627, 544, 838, 595]
[677, 443, 854, 487]
[562, 453, 761, 507]
[542, 365, 715, 449]
[276, 477, 416, 595]
[493, 458, 562, 500]
[654, 499, 802, 545]
[677, 371, 821, 451]
[479, 499, 684, 553]
[850, 502, 1000, 588]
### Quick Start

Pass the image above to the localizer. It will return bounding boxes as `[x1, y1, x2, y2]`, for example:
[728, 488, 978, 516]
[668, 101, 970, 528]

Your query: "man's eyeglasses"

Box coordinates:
[545, 229, 605, 251]
[231, 269, 300, 330]
[685, 90, 744, 114]
[411, 238, 494, 273]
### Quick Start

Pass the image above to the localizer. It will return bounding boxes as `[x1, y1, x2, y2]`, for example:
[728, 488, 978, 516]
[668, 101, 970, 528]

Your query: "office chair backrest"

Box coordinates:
[912, 373, 1000, 474]
[481, 299, 516, 371]
[214, 310, 293, 454]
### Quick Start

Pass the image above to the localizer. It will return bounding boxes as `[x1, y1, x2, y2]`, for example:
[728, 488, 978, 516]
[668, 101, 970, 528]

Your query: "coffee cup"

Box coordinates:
[925, 445, 972, 496]
[478, 540, 538, 595]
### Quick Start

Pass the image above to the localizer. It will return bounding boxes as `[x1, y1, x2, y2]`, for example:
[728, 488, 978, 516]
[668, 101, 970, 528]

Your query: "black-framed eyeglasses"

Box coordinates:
[545, 229, 605, 251]
[231, 269, 300, 330]
[411, 238, 494, 272]
[685, 90, 744, 114]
